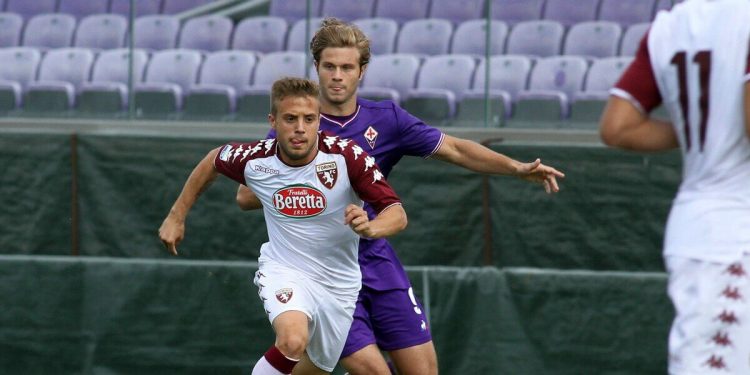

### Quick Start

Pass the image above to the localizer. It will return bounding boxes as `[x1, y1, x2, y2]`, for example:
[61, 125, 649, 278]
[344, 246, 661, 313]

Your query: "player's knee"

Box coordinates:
[276, 333, 307, 360]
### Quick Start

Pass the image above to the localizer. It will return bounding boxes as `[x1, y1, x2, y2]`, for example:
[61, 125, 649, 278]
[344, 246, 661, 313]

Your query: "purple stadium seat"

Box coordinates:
[79, 48, 149, 108]
[287, 17, 324, 51]
[451, 20, 508, 57]
[599, 0, 656, 27]
[0, 13, 23, 47]
[471, 54, 532, 101]
[360, 53, 421, 102]
[178, 15, 233, 52]
[525, 56, 588, 99]
[404, 54, 476, 118]
[58, 0, 109, 19]
[544, 0, 600, 27]
[570, 56, 633, 123]
[5, 0, 57, 20]
[505, 20, 564, 58]
[232, 16, 288, 53]
[490, 0, 544, 26]
[22, 14, 76, 50]
[250, 51, 307, 88]
[269, 0, 322, 25]
[321, 0, 374, 21]
[109, 0, 162, 17]
[0, 47, 42, 107]
[516, 56, 589, 119]
[396, 19, 453, 56]
[186, 51, 257, 112]
[133, 15, 180, 50]
[563, 21, 622, 59]
[74, 14, 128, 50]
[463, 55, 533, 119]
[578, 56, 633, 96]
[26, 48, 95, 108]
[373, 0, 429, 25]
[163, 0, 215, 14]
[429, 0, 485, 25]
[135, 49, 203, 110]
[352, 18, 399, 55]
[619, 22, 649, 56]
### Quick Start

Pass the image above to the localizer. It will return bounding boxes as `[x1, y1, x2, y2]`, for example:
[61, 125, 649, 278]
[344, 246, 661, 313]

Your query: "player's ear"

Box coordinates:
[359, 63, 368, 81]
[268, 113, 276, 130]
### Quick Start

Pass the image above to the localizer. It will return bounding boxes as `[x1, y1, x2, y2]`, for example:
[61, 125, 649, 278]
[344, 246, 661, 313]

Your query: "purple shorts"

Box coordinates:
[340, 285, 432, 358]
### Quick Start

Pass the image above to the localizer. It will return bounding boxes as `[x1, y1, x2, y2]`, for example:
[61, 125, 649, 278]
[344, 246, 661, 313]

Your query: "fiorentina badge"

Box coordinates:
[315, 161, 338, 189]
[275, 288, 293, 303]
[364, 125, 378, 149]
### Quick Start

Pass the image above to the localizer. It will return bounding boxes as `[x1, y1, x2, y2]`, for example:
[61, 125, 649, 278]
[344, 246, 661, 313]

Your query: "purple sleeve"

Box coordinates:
[393, 103, 445, 158]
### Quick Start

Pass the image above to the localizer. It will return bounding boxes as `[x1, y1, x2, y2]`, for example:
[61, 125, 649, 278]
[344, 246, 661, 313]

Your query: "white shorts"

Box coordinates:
[253, 260, 357, 372]
[666, 254, 750, 375]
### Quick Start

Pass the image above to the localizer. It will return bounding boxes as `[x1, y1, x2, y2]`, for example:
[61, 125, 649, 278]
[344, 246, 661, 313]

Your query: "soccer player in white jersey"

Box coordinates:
[158, 77, 408, 375]
[600, 0, 750, 373]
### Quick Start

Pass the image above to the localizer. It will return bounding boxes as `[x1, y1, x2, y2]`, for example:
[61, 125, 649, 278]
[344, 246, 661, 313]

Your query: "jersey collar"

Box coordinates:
[320, 105, 361, 128]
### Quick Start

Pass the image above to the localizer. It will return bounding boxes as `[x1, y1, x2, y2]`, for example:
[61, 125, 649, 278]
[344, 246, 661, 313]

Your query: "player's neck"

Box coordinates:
[321, 97, 357, 117]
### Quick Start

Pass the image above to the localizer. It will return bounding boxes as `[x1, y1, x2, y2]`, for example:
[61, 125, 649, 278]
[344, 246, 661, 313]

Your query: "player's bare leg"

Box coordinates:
[388, 341, 438, 375]
[292, 352, 329, 375]
[340, 344, 392, 375]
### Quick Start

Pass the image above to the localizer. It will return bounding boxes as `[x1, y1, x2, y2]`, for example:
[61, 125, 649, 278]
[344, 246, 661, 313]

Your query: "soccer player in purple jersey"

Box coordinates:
[237, 18, 565, 375]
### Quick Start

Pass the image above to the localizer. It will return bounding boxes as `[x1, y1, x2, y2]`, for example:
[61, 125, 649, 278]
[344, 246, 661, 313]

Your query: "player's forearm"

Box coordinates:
[602, 118, 678, 151]
[168, 149, 220, 221]
[600, 96, 679, 152]
[433, 135, 521, 175]
[367, 204, 407, 238]
[236, 184, 263, 210]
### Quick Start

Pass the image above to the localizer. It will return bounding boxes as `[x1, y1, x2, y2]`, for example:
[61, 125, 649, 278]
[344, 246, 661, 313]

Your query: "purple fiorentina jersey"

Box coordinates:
[268, 98, 445, 290]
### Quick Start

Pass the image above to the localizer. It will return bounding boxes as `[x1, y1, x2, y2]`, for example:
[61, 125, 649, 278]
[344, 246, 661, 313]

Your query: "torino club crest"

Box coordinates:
[275, 288, 293, 303]
[316, 161, 338, 189]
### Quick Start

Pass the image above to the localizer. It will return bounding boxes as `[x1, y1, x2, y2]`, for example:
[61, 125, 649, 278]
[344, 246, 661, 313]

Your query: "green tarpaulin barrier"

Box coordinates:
[0, 132, 71, 255]
[0, 256, 672, 374]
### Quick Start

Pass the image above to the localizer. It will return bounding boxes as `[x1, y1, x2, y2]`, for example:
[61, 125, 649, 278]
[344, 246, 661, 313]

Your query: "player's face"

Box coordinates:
[270, 95, 320, 166]
[316, 47, 366, 107]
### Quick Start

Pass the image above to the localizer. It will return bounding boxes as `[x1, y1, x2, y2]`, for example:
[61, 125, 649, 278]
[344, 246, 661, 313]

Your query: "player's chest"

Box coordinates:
[246, 156, 354, 217]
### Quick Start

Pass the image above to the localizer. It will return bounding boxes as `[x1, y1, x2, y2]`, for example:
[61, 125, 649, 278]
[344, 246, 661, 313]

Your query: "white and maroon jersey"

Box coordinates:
[214, 131, 402, 294]
[612, 0, 750, 260]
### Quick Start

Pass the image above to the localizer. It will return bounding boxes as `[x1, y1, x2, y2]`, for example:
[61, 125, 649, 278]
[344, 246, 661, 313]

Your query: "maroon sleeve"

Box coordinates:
[342, 141, 401, 214]
[614, 31, 663, 113]
[213, 142, 254, 185]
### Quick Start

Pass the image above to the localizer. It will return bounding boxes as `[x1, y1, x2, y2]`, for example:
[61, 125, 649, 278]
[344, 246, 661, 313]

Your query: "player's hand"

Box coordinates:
[344, 204, 374, 238]
[515, 158, 565, 194]
[158, 215, 185, 256]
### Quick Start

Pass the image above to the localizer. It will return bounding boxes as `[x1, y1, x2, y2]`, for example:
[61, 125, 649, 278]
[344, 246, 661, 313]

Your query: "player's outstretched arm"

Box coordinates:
[600, 95, 678, 151]
[236, 184, 263, 210]
[344, 204, 407, 239]
[159, 148, 221, 256]
[432, 134, 565, 193]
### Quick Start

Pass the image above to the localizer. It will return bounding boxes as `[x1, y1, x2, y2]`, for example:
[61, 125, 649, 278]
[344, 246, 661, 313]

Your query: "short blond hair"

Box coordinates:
[310, 17, 370, 67]
[270, 77, 320, 115]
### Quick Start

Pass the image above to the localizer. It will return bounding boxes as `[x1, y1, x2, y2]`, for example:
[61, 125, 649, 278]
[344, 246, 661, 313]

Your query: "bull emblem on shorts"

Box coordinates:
[275, 288, 293, 303]
[315, 161, 337, 189]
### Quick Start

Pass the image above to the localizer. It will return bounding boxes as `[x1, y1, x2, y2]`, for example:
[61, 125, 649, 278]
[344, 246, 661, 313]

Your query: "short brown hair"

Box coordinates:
[270, 77, 320, 115]
[310, 17, 370, 67]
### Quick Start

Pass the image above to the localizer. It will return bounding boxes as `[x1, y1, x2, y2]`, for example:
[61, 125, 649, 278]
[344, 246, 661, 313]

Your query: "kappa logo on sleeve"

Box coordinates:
[275, 288, 294, 303]
[219, 145, 234, 161]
